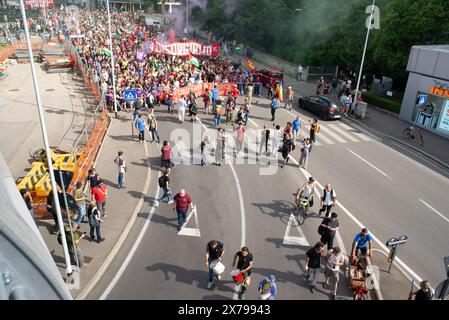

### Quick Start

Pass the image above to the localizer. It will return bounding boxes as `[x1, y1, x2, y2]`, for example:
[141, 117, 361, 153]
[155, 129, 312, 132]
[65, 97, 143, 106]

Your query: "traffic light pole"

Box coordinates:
[19, 0, 73, 277]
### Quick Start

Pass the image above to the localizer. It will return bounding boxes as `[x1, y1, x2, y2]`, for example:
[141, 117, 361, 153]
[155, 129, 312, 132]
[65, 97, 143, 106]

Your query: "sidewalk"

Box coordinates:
[240, 53, 449, 170]
[36, 113, 152, 298]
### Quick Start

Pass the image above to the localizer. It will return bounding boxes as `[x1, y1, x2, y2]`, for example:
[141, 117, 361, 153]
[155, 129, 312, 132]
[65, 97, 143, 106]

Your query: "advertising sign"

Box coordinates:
[25, 0, 55, 9]
[437, 100, 449, 133]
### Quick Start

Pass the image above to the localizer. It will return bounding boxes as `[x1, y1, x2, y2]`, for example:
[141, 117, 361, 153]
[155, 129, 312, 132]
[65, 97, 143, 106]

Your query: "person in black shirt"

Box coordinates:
[46, 190, 59, 234]
[409, 280, 434, 300]
[204, 240, 225, 289]
[319, 212, 339, 250]
[232, 247, 253, 299]
[305, 242, 325, 293]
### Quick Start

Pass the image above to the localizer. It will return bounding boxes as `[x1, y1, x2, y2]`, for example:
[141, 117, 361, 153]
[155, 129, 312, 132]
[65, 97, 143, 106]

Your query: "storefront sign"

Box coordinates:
[437, 100, 449, 133]
[428, 80, 449, 98]
[152, 40, 220, 57]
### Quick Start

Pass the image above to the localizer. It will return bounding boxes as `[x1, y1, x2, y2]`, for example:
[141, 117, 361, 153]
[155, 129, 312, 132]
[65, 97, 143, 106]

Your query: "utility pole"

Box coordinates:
[185, 0, 189, 36]
[106, 0, 118, 118]
[18, 0, 73, 279]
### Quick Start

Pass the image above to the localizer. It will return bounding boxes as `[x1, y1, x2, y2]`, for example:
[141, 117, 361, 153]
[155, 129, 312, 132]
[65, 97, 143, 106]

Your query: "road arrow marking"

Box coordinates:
[178, 205, 201, 237]
[283, 213, 309, 246]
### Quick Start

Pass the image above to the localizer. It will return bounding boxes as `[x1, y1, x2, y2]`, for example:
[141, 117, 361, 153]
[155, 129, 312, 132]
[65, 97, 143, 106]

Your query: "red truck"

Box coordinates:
[254, 68, 283, 87]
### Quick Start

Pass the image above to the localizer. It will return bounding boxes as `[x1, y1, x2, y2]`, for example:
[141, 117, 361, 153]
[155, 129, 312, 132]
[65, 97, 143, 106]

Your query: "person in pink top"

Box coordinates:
[235, 122, 246, 157]
[161, 140, 173, 169]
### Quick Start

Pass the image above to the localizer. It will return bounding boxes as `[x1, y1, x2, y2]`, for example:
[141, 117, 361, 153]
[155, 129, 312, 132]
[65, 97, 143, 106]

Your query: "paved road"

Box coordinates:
[82, 88, 449, 300]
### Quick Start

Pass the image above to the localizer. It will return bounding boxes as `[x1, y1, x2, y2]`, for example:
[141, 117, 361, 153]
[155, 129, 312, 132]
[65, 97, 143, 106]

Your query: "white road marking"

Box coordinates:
[296, 169, 424, 286]
[320, 126, 347, 143]
[315, 132, 335, 145]
[248, 117, 260, 128]
[99, 173, 162, 300]
[346, 148, 392, 180]
[229, 163, 247, 300]
[338, 122, 372, 142]
[391, 142, 447, 174]
[178, 205, 201, 237]
[283, 213, 310, 246]
[418, 199, 449, 224]
[328, 124, 360, 142]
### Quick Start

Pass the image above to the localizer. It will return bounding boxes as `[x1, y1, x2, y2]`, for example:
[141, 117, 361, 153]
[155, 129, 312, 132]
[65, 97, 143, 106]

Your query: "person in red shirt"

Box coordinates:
[173, 189, 194, 231]
[92, 180, 108, 218]
[161, 140, 173, 169]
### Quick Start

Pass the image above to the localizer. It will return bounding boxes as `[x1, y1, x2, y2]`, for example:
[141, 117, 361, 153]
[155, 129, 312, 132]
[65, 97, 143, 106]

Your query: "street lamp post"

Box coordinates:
[18, 0, 73, 278]
[106, 0, 118, 118]
[353, 0, 376, 112]
[185, 0, 189, 36]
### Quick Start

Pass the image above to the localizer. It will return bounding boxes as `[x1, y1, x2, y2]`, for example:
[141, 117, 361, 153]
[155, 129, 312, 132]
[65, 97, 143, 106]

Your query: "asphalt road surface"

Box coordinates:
[88, 94, 449, 300]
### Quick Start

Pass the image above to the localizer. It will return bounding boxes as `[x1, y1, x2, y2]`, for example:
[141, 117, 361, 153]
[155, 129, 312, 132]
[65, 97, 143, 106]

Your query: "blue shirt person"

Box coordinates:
[351, 228, 373, 258]
[293, 117, 303, 133]
[258, 275, 277, 300]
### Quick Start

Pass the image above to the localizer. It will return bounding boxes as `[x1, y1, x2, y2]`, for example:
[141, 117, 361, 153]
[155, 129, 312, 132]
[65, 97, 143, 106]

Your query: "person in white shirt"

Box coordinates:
[320, 184, 337, 218]
[178, 95, 187, 123]
[324, 247, 345, 299]
[296, 176, 316, 215]
[114, 151, 126, 189]
[271, 125, 282, 156]
[296, 65, 304, 81]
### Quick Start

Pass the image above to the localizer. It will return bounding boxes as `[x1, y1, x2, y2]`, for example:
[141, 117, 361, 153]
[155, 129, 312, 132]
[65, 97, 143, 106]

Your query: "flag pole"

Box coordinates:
[18, 0, 73, 278]
[106, 0, 118, 118]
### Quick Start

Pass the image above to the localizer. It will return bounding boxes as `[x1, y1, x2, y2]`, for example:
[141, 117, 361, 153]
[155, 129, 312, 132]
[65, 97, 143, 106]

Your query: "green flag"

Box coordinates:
[189, 56, 200, 68]
[103, 48, 112, 57]
[152, 58, 158, 69]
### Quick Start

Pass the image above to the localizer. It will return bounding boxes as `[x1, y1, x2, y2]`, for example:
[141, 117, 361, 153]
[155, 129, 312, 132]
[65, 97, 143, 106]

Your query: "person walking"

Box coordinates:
[351, 228, 373, 261]
[64, 224, 86, 267]
[20, 189, 34, 221]
[205, 240, 225, 289]
[232, 247, 254, 300]
[271, 124, 282, 157]
[161, 141, 173, 169]
[270, 94, 280, 121]
[225, 92, 235, 126]
[135, 114, 146, 143]
[319, 184, 337, 217]
[245, 80, 254, 107]
[154, 169, 174, 207]
[259, 125, 270, 156]
[46, 190, 59, 234]
[200, 136, 211, 167]
[73, 181, 88, 224]
[178, 95, 187, 123]
[87, 200, 104, 243]
[235, 122, 245, 157]
[292, 116, 303, 142]
[211, 84, 219, 113]
[215, 128, 227, 166]
[298, 138, 312, 169]
[305, 241, 325, 293]
[284, 86, 294, 110]
[173, 189, 194, 231]
[318, 212, 339, 251]
[258, 275, 277, 300]
[284, 122, 293, 139]
[280, 133, 294, 168]
[114, 151, 126, 189]
[87, 167, 99, 195]
[324, 247, 345, 300]
[92, 180, 107, 218]
[296, 64, 304, 82]
[214, 101, 223, 126]
[309, 119, 320, 144]
[147, 113, 161, 143]
[409, 280, 434, 300]
[203, 88, 212, 114]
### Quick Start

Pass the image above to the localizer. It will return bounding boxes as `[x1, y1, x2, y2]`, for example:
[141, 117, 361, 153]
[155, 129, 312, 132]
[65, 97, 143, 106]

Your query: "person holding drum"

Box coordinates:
[205, 240, 225, 289]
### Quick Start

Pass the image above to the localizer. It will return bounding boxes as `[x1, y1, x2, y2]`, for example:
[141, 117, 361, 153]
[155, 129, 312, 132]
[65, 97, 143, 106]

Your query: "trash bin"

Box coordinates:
[354, 102, 368, 119]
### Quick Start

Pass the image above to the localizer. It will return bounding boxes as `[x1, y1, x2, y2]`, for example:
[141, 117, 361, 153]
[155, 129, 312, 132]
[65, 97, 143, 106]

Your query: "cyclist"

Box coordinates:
[295, 176, 316, 215]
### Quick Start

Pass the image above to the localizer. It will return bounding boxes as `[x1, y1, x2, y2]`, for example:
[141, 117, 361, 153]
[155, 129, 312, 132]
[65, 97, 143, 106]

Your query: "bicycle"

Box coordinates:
[294, 196, 310, 225]
[403, 125, 424, 147]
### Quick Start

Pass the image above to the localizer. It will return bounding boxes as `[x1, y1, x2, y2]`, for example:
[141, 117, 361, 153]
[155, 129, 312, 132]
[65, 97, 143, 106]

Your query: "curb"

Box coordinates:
[343, 116, 449, 171]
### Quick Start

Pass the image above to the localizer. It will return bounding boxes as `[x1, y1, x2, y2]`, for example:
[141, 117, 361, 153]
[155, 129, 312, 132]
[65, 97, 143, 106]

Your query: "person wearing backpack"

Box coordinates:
[309, 119, 320, 144]
[147, 113, 161, 143]
[154, 169, 173, 207]
[318, 212, 339, 251]
[114, 151, 126, 189]
[319, 184, 337, 218]
[258, 274, 277, 300]
[87, 200, 104, 243]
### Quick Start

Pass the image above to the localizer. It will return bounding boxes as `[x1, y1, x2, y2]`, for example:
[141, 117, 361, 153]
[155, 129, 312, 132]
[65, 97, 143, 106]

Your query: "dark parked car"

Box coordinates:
[298, 96, 346, 120]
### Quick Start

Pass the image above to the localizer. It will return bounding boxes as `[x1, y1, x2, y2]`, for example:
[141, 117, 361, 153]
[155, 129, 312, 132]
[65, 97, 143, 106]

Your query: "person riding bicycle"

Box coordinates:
[295, 176, 316, 215]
